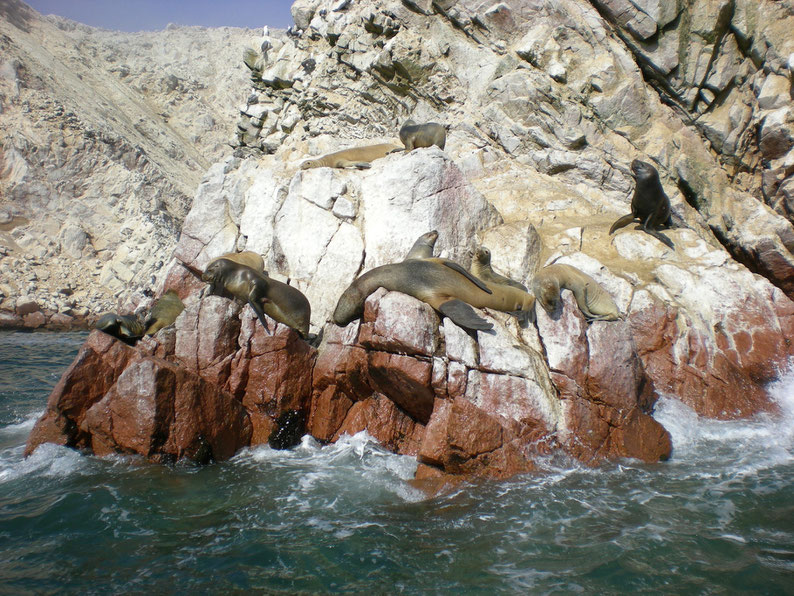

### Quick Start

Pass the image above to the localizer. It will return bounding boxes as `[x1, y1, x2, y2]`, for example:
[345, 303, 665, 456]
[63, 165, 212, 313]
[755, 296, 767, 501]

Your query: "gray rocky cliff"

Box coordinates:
[0, 0, 263, 326]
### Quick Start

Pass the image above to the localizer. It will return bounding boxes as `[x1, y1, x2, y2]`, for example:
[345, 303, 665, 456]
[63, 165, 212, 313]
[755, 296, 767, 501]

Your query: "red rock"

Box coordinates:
[25, 331, 138, 455]
[307, 385, 354, 442]
[81, 355, 251, 462]
[366, 351, 435, 423]
[174, 296, 241, 382]
[229, 312, 316, 445]
[628, 295, 776, 419]
[417, 397, 538, 478]
[359, 289, 440, 356]
[161, 260, 205, 302]
[537, 294, 672, 463]
[334, 394, 425, 455]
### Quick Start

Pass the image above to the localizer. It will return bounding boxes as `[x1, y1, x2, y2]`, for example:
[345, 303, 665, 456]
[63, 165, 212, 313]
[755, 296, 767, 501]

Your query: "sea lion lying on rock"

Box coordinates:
[300, 143, 402, 170]
[144, 289, 185, 335]
[609, 159, 674, 249]
[95, 313, 145, 344]
[532, 264, 620, 322]
[399, 119, 447, 150]
[202, 258, 311, 338]
[333, 258, 536, 332]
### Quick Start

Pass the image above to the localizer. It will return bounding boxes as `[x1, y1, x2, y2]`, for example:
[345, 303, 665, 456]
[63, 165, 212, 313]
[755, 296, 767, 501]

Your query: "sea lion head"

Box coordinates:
[630, 159, 658, 182]
[332, 284, 366, 326]
[415, 230, 438, 249]
[535, 278, 562, 314]
[201, 258, 230, 283]
[474, 246, 492, 266]
[95, 313, 121, 333]
[300, 159, 318, 170]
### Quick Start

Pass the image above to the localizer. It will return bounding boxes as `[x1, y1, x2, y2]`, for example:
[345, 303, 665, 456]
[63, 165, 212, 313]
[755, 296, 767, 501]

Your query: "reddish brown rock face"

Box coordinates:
[25, 331, 138, 455]
[536, 293, 672, 463]
[628, 290, 790, 419]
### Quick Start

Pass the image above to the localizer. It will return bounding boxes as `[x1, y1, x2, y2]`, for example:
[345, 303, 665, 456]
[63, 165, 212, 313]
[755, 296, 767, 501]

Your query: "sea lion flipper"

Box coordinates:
[508, 309, 535, 326]
[438, 299, 493, 331]
[351, 161, 372, 169]
[644, 227, 675, 249]
[248, 299, 272, 333]
[609, 213, 636, 235]
[440, 261, 493, 294]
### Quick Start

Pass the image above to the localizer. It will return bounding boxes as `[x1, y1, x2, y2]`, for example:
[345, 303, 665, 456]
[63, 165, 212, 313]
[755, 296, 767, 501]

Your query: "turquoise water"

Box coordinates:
[1, 331, 793, 594]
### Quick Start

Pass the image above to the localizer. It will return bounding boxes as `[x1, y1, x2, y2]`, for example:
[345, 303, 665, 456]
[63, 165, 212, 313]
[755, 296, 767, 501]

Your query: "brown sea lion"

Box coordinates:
[532, 264, 620, 321]
[202, 258, 311, 338]
[300, 143, 403, 170]
[471, 246, 527, 291]
[95, 313, 145, 344]
[609, 159, 674, 249]
[144, 289, 185, 335]
[333, 259, 536, 332]
[206, 251, 265, 274]
[399, 120, 447, 151]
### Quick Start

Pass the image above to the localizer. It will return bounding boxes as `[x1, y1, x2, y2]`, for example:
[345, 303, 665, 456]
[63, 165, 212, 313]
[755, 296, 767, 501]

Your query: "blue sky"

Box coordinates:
[25, 0, 295, 31]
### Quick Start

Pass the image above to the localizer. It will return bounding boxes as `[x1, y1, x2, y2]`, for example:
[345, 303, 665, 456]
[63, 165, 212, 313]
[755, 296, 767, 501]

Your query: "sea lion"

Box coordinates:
[95, 313, 145, 344]
[399, 120, 447, 151]
[532, 264, 620, 321]
[403, 230, 493, 294]
[333, 259, 535, 332]
[609, 159, 674, 248]
[471, 246, 527, 291]
[300, 143, 403, 170]
[144, 289, 185, 335]
[206, 251, 265, 274]
[202, 258, 311, 338]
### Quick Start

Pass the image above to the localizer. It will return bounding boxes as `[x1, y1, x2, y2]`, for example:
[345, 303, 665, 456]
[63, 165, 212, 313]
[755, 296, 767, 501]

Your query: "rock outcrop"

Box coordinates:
[20, 0, 794, 482]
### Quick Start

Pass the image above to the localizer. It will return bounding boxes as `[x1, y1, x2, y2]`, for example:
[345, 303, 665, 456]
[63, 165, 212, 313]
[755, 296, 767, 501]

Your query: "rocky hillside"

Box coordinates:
[0, 0, 265, 326]
[25, 0, 794, 482]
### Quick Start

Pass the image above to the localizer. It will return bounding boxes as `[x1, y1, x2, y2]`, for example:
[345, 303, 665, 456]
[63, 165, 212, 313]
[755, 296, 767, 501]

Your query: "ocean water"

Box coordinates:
[1, 331, 793, 594]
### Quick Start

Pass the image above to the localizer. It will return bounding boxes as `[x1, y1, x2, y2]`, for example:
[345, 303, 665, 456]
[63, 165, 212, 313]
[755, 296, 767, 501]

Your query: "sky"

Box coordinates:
[24, 0, 295, 31]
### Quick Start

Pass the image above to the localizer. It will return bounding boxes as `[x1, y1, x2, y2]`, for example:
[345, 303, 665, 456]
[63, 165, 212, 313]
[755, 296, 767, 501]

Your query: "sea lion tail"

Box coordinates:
[438, 299, 493, 331]
[608, 213, 635, 235]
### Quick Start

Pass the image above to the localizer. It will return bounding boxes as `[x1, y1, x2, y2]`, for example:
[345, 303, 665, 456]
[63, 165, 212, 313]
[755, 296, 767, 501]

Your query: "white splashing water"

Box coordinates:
[654, 359, 794, 471]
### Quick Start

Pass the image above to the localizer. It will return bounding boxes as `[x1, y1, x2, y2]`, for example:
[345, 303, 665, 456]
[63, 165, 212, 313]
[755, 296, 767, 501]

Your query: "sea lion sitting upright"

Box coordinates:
[532, 264, 620, 322]
[333, 259, 536, 332]
[300, 143, 403, 170]
[144, 289, 185, 335]
[471, 246, 528, 291]
[95, 313, 145, 344]
[202, 258, 311, 338]
[608, 159, 674, 249]
[399, 119, 447, 151]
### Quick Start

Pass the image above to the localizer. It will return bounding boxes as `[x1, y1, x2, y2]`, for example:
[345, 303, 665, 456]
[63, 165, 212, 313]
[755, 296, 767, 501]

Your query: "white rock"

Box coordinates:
[288, 167, 347, 210]
[443, 318, 478, 368]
